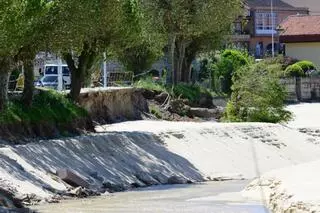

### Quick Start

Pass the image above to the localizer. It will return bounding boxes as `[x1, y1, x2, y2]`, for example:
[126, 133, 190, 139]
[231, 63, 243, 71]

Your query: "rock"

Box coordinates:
[56, 169, 89, 188]
[139, 88, 155, 100]
[68, 187, 100, 198]
[102, 182, 126, 193]
[21, 194, 42, 206]
[68, 187, 89, 198]
[188, 107, 223, 118]
[154, 92, 169, 104]
[135, 172, 159, 186]
[169, 99, 190, 116]
[0, 188, 23, 209]
[198, 93, 214, 108]
[167, 176, 188, 185]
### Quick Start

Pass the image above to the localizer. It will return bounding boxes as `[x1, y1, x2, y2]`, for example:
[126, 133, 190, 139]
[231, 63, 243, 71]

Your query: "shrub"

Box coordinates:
[213, 49, 251, 93]
[284, 64, 305, 77]
[172, 83, 212, 104]
[224, 62, 292, 123]
[221, 49, 249, 66]
[296, 60, 316, 72]
[134, 77, 166, 92]
[0, 90, 88, 125]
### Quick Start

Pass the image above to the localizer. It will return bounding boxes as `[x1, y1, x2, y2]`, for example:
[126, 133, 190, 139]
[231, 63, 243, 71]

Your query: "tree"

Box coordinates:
[0, 0, 21, 111]
[117, 41, 163, 75]
[224, 62, 292, 123]
[143, 0, 242, 84]
[49, 0, 141, 101]
[15, 0, 50, 107]
[0, 0, 51, 109]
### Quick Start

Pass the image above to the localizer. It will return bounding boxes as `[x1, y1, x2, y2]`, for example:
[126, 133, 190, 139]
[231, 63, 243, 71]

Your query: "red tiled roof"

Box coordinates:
[279, 15, 320, 42]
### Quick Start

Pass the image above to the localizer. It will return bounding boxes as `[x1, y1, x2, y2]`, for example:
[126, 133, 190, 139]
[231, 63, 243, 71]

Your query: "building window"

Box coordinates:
[255, 12, 277, 35]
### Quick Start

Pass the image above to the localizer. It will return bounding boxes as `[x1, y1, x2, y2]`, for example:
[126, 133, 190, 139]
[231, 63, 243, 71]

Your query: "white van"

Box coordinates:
[44, 64, 71, 87]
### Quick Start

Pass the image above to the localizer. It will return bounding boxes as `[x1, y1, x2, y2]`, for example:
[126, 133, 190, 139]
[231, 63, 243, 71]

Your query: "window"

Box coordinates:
[255, 12, 277, 34]
[45, 66, 58, 75]
[62, 67, 70, 76]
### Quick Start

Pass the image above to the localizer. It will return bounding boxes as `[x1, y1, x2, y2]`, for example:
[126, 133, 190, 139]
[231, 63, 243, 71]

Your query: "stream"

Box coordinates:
[33, 181, 269, 213]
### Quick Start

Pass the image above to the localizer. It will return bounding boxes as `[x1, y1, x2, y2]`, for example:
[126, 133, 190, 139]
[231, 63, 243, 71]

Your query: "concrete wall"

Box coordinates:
[286, 42, 320, 68]
[281, 76, 320, 101]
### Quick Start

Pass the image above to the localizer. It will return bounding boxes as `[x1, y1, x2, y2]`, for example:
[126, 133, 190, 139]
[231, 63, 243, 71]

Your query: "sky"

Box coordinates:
[281, 0, 320, 15]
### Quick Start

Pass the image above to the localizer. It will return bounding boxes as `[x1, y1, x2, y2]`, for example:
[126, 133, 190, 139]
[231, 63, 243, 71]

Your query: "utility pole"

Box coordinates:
[103, 52, 107, 88]
[57, 57, 63, 91]
[271, 0, 275, 58]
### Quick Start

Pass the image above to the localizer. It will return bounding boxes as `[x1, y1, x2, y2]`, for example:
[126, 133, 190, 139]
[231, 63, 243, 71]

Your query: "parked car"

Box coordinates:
[35, 75, 68, 90]
[44, 64, 71, 86]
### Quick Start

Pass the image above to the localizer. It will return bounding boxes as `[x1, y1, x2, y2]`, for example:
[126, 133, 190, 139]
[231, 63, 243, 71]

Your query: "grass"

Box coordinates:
[134, 77, 166, 92]
[0, 90, 88, 125]
[149, 104, 162, 119]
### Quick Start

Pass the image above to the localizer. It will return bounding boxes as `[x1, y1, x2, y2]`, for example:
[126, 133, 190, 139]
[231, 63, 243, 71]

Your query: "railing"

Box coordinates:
[106, 71, 134, 87]
[230, 34, 251, 41]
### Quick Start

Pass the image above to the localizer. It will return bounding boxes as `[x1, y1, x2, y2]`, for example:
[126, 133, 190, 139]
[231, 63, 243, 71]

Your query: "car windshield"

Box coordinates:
[43, 76, 58, 83]
[45, 66, 58, 75]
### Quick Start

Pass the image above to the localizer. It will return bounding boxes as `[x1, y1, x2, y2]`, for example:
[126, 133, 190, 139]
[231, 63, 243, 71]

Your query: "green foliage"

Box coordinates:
[296, 60, 316, 72]
[199, 59, 211, 82]
[150, 104, 162, 119]
[224, 62, 292, 123]
[0, 90, 87, 125]
[172, 83, 212, 104]
[134, 77, 166, 92]
[118, 41, 163, 75]
[284, 60, 316, 77]
[143, 0, 242, 84]
[212, 49, 251, 93]
[221, 49, 249, 66]
[285, 64, 305, 77]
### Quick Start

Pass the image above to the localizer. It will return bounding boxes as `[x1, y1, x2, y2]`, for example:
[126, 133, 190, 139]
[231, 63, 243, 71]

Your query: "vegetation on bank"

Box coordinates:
[0, 90, 91, 140]
[135, 49, 319, 123]
[0, 90, 87, 124]
[224, 61, 292, 123]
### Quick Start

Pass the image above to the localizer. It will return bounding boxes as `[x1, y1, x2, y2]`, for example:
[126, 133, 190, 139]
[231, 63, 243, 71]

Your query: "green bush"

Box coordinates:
[221, 49, 249, 66]
[172, 83, 212, 104]
[224, 62, 292, 123]
[296, 60, 316, 72]
[213, 49, 251, 93]
[134, 77, 166, 92]
[284, 64, 305, 77]
[0, 90, 88, 125]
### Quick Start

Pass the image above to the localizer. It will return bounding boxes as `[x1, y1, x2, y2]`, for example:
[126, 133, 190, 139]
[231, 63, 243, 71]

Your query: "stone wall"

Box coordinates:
[281, 77, 320, 102]
[78, 87, 149, 123]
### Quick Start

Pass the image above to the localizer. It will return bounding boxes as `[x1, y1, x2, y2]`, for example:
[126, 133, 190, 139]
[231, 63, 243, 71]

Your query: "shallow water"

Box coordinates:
[34, 181, 269, 213]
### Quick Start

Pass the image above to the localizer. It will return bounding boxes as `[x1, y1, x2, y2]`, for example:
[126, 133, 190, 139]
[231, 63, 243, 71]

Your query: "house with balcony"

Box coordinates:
[279, 15, 320, 67]
[232, 0, 309, 57]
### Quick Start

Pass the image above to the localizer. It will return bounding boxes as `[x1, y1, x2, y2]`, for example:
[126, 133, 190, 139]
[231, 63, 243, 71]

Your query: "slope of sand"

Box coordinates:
[243, 160, 320, 213]
[1, 121, 320, 201]
[242, 103, 320, 213]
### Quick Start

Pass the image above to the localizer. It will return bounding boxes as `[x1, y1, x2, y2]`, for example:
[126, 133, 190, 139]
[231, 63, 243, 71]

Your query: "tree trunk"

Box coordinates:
[22, 59, 34, 107]
[182, 57, 193, 83]
[175, 40, 187, 83]
[167, 33, 176, 85]
[0, 71, 10, 111]
[181, 46, 196, 83]
[64, 53, 84, 102]
[0, 57, 13, 111]
[64, 48, 97, 102]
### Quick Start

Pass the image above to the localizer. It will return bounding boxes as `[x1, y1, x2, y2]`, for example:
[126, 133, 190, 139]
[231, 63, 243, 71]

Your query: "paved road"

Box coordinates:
[34, 181, 269, 213]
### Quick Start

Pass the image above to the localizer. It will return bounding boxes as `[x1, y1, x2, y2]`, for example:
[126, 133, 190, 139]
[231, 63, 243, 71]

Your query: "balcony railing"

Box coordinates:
[231, 34, 251, 41]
